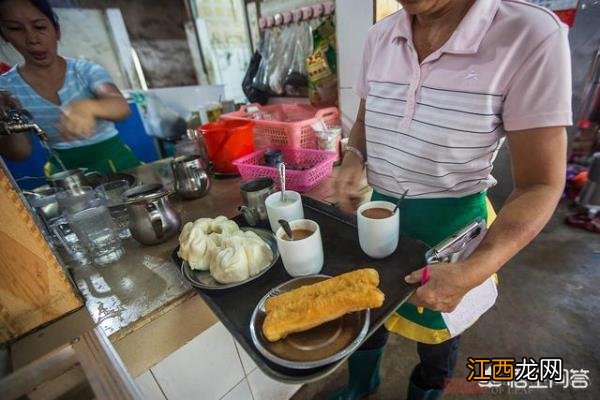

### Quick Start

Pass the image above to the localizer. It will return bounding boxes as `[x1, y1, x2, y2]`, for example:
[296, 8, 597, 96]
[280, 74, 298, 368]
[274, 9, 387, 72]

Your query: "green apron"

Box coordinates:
[46, 135, 142, 175]
[371, 190, 493, 344]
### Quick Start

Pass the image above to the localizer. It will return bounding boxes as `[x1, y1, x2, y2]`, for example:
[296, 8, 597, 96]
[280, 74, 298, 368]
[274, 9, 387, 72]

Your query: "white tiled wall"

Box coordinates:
[136, 322, 301, 400]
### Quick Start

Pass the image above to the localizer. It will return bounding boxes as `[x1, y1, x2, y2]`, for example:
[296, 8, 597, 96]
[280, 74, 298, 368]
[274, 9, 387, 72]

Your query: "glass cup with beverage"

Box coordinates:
[357, 201, 399, 259]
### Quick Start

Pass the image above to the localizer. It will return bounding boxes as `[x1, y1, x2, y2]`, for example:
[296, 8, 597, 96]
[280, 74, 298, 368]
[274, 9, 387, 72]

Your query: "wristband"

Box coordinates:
[344, 145, 365, 165]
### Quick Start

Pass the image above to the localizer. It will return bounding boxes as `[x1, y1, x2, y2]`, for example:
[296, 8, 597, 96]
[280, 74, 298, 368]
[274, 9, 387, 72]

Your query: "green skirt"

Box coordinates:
[371, 190, 493, 344]
[46, 135, 142, 175]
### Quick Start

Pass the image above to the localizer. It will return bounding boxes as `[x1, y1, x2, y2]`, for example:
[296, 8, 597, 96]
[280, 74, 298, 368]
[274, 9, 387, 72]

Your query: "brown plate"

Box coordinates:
[250, 275, 370, 369]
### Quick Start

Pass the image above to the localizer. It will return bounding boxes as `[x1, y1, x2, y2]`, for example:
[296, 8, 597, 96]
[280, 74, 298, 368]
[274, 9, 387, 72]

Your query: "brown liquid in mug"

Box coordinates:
[283, 229, 314, 241]
[362, 207, 393, 219]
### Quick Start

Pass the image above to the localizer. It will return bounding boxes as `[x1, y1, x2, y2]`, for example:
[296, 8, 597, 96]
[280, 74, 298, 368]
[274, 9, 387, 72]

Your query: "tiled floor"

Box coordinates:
[234, 340, 258, 376]
[247, 368, 301, 400]
[222, 379, 253, 400]
[136, 371, 167, 400]
[136, 322, 301, 400]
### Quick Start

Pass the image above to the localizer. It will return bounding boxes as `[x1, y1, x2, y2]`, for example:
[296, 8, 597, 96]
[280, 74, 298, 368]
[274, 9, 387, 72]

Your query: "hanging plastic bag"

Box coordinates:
[143, 93, 187, 140]
[253, 29, 274, 92]
[268, 27, 295, 95]
[243, 51, 269, 105]
[306, 18, 338, 107]
[284, 21, 312, 97]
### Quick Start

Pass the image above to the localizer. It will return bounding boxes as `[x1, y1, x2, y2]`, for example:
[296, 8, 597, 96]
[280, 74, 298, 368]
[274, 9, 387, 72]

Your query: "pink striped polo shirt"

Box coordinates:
[356, 0, 572, 199]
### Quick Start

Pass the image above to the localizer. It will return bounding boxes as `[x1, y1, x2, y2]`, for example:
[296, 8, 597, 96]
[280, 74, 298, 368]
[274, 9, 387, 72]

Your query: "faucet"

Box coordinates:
[0, 107, 48, 141]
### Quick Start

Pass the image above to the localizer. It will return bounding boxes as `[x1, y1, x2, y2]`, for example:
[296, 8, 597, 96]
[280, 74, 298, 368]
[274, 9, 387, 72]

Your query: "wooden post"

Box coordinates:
[0, 162, 82, 344]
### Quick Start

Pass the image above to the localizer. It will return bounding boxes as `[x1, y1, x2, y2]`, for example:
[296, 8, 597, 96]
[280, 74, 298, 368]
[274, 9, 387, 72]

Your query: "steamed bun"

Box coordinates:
[191, 217, 213, 234]
[243, 240, 273, 276]
[224, 232, 273, 277]
[179, 216, 273, 282]
[210, 245, 249, 283]
[179, 228, 217, 271]
[210, 216, 239, 235]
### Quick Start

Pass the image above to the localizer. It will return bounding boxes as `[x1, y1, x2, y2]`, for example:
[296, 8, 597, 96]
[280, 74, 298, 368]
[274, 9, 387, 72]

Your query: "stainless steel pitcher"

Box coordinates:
[238, 177, 275, 226]
[123, 184, 181, 245]
[171, 154, 211, 199]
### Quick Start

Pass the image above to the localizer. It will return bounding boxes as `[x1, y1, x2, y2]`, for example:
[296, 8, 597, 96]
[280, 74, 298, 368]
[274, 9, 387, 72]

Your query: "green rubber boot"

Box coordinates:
[407, 381, 443, 400]
[407, 368, 443, 400]
[328, 348, 383, 400]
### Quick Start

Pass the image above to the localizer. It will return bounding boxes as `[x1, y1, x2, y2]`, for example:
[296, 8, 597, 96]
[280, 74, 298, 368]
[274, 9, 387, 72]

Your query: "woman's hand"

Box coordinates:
[0, 91, 32, 161]
[405, 262, 474, 313]
[335, 151, 365, 214]
[0, 90, 22, 108]
[0, 90, 23, 115]
[58, 99, 97, 140]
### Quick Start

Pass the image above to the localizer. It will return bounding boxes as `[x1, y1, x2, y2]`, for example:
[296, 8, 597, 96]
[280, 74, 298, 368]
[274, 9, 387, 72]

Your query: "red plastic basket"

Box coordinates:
[233, 147, 337, 192]
[221, 103, 340, 149]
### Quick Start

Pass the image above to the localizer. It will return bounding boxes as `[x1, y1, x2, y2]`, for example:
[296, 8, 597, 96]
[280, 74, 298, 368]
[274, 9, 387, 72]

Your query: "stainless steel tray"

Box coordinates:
[250, 275, 370, 369]
[180, 227, 280, 290]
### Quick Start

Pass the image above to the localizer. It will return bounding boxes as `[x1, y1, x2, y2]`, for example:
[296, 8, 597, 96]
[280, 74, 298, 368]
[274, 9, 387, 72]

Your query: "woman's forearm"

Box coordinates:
[458, 126, 566, 288]
[86, 97, 131, 121]
[347, 100, 367, 156]
[461, 183, 562, 287]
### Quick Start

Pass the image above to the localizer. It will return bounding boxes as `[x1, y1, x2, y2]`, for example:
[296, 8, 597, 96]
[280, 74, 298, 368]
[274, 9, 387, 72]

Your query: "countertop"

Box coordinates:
[68, 161, 367, 341]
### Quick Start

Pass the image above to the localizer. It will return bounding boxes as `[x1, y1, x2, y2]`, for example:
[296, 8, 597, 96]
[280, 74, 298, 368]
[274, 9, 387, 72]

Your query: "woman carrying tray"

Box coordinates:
[334, 0, 571, 399]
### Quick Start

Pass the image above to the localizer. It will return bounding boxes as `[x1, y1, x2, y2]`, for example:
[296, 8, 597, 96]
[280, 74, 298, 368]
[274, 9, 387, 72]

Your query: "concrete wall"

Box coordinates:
[51, 0, 198, 88]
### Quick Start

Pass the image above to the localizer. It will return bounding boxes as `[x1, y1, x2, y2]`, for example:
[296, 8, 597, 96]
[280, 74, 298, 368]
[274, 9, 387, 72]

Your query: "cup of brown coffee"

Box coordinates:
[357, 201, 399, 258]
[275, 219, 324, 276]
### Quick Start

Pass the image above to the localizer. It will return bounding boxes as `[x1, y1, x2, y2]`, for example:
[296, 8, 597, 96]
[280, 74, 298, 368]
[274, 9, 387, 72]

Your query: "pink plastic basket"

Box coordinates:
[233, 147, 337, 192]
[221, 103, 340, 149]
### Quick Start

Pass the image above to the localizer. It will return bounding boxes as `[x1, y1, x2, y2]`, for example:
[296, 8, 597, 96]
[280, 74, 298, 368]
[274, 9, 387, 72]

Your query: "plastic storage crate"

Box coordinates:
[221, 103, 339, 149]
[233, 147, 337, 193]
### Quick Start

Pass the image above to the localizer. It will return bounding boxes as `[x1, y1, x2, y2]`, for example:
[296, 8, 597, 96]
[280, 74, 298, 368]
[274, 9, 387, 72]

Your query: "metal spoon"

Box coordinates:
[393, 189, 409, 214]
[278, 162, 286, 202]
[278, 219, 294, 240]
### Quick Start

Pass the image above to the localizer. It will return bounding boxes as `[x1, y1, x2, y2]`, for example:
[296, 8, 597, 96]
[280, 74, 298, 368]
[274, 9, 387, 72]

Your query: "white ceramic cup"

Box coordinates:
[276, 219, 324, 277]
[265, 190, 304, 233]
[357, 201, 400, 259]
